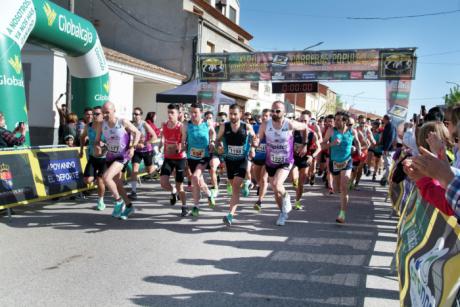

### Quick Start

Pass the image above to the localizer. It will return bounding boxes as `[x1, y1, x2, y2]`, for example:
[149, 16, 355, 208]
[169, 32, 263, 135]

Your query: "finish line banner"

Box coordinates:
[198, 48, 416, 82]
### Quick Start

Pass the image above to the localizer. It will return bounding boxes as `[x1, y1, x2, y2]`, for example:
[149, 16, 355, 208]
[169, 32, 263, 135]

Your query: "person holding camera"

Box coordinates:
[0, 112, 26, 148]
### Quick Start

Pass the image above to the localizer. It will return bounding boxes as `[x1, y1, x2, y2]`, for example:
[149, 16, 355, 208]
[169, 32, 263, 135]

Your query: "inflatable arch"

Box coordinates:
[0, 0, 109, 144]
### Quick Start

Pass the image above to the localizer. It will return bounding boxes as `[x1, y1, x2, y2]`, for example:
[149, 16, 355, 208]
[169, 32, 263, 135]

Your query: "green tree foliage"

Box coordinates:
[445, 86, 460, 107]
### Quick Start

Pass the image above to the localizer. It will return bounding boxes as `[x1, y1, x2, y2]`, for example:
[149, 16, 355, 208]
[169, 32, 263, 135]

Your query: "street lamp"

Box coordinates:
[304, 41, 324, 51]
[446, 81, 460, 87]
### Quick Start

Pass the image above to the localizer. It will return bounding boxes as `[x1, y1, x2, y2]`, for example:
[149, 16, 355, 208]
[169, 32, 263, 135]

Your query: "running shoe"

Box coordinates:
[294, 200, 303, 210]
[292, 179, 298, 188]
[256, 186, 260, 196]
[211, 188, 219, 198]
[317, 170, 324, 177]
[336, 210, 346, 223]
[191, 206, 199, 217]
[96, 199, 106, 211]
[223, 213, 233, 226]
[380, 178, 387, 187]
[170, 193, 177, 206]
[363, 164, 369, 176]
[335, 210, 345, 224]
[348, 182, 354, 191]
[328, 188, 334, 195]
[120, 206, 135, 220]
[253, 200, 262, 212]
[186, 183, 192, 192]
[128, 191, 138, 200]
[242, 180, 251, 197]
[366, 169, 371, 177]
[151, 171, 160, 180]
[227, 182, 233, 195]
[112, 200, 124, 218]
[309, 175, 315, 186]
[208, 195, 216, 209]
[181, 206, 189, 217]
[276, 212, 288, 226]
[372, 174, 377, 182]
[282, 192, 292, 214]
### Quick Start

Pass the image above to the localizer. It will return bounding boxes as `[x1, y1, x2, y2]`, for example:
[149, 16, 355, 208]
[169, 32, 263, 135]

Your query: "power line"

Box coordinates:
[100, 0, 194, 43]
[245, 8, 460, 21]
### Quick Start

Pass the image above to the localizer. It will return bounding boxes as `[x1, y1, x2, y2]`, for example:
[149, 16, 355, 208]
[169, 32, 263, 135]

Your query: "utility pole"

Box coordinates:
[66, 0, 75, 111]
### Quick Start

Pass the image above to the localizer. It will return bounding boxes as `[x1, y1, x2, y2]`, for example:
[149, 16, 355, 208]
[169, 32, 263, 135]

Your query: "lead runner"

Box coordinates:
[257, 101, 310, 226]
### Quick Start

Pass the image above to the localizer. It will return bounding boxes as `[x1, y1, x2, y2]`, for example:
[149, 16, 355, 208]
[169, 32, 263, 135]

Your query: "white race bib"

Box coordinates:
[107, 144, 119, 153]
[333, 160, 349, 172]
[256, 143, 266, 153]
[270, 153, 285, 164]
[228, 145, 244, 156]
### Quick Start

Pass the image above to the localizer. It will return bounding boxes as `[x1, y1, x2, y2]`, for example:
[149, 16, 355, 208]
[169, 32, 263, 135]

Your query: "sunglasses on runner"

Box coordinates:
[93, 112, 101, 116]
[271, 109, 282, 114]
[133, 113, 142, 116]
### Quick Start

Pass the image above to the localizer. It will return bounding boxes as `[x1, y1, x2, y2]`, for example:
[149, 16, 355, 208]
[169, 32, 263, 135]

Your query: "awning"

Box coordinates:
[156, 80, 235, 105]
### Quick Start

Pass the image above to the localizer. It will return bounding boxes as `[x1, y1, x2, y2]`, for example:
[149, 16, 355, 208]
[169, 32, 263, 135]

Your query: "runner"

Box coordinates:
[216, 104, 257, 226]
[307, 114, 323, 185]
[181, 102, 216, 217]
[367, 120, 384, 181]
[159, 104, 188, 215]
[350, 115, 375, 190]
[205, 111, 221, 198]
[322, 111, 361, 224]
[257, 101, 310, 226]
[95, 101, 141, 220]
[79, 106, 106, 210]
[318, 114, 335, 193]
[251, 109, 271, 211]
[293, 111, 321, 210]
[129, 107, 158, 200]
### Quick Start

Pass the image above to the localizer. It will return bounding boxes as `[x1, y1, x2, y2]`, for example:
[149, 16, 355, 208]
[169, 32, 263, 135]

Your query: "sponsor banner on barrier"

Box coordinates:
[36, 149, 85, 195]
[394, 180, 460, 306]
[0, 151, 37, 206]
[198, 48, 417, 82]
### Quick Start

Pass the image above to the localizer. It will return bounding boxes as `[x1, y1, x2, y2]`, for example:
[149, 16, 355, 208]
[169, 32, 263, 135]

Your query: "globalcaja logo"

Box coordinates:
[8, 55, 22, 74]
[43, 2, 57, 26]
[0, 163, 13, 190]
[103, 81, 110, 94]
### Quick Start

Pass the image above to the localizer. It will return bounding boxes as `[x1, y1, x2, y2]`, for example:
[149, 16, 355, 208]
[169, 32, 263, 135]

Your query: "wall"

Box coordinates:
[133, 82, 176, 126]
[108, 70, 134, 120]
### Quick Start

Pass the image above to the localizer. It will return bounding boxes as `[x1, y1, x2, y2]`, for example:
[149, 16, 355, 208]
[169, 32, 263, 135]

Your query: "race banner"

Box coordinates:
[35, 149, 85, 195]
[198, 48, 416, 82]
[0, 150, 38, 206]
[393, 181, 460, 306]
[386, 80, 412, 132]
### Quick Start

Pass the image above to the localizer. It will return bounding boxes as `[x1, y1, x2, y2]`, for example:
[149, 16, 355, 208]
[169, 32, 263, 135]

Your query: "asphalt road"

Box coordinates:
[0, 174, 399, 307]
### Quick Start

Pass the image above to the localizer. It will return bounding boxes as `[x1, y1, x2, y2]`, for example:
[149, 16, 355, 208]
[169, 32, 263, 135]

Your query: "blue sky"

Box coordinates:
[239, 0, 460, 117]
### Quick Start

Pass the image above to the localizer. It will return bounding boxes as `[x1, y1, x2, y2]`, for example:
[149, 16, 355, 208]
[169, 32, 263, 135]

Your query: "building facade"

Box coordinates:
[285, 84, 337, 118]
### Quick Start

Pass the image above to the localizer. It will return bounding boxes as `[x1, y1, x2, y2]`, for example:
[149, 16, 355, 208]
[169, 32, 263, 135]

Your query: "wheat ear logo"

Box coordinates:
[43, 2, 57, 26]
[8, 56, 22, 74]
[103, 81, 110, 93]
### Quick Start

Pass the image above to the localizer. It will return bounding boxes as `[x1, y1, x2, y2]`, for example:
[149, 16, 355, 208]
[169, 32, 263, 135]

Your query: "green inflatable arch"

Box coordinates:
[0, 0, 109, 144]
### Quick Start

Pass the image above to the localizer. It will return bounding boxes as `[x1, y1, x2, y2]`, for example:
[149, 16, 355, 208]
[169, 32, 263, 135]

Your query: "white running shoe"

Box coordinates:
[282, 192, 292, 214]
[276, 212, 288, 226]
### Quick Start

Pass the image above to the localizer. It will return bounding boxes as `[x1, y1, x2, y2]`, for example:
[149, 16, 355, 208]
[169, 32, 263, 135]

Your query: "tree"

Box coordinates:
[445, 86, 460, 107]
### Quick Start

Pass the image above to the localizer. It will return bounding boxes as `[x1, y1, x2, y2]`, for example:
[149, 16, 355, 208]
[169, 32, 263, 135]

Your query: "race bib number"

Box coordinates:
[256, 143, 266, 153]
[165, 143, 178, 155]
[270, 153, 285, 164]
[228, 145, 244, 156]
[190, 147, 205, 158]
[333, 160, 350, 172]
[107, 144, 120, 153]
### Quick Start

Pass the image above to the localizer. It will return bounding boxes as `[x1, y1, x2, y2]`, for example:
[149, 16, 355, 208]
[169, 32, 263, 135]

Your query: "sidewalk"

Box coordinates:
[0, 176, 399, 306]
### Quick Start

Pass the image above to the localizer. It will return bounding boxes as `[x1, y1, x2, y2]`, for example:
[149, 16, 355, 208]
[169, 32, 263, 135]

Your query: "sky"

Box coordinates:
[239, 0, 460, 117]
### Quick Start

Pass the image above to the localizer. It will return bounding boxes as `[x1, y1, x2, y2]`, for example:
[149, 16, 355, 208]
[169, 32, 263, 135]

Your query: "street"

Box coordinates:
[0, 176, 399, 307]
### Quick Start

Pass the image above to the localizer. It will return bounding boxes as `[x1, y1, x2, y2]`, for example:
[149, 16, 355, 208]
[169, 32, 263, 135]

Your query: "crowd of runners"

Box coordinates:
[80, 100, 388, 226]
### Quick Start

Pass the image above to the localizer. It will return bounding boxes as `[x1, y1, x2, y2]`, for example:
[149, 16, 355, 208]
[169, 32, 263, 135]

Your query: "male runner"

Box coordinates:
[293, 111, 321, 210]
[205, 111, 221, 198]
[251, 109, 271, 211]
[95, 101, 141, 220]
[80, 106, 106, 210]
[129, 107, 158, 200]
[257, 101, 310, 226]
[159, 104, 188, 215]
[181, 102, 216, 217]
[322, 111, 361, 223]
[216, 104, 256, 226]
[350, 115, 375, 189]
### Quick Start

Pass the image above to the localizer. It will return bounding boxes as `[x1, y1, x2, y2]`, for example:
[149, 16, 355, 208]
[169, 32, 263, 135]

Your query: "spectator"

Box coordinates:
[54, 93, 67, 142]
[402, 121, 419, 156]
[64, 134, 75, 147]
[0, 112, 26, 148]
[61, 113, 78, 144]
[380, 115, 397, 186]
[76, 108, 93, 147]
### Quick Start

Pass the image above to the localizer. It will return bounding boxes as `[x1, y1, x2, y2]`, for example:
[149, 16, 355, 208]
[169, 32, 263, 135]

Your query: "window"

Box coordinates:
[229, 6, 237, 23]
[206, 41, 215, 53]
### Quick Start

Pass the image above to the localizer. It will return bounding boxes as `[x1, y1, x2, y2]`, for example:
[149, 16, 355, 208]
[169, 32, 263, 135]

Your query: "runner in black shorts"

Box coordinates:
[160, 103, 188, 214]
[216, 104, 257, 226]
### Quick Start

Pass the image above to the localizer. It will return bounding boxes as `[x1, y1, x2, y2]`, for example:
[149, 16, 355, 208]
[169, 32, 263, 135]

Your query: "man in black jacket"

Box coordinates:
[380, 115, 396, 186]
[0, 112, 26, 148]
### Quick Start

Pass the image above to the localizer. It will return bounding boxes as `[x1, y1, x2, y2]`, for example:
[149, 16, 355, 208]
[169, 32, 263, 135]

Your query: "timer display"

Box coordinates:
[272, 82, 318, 93]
